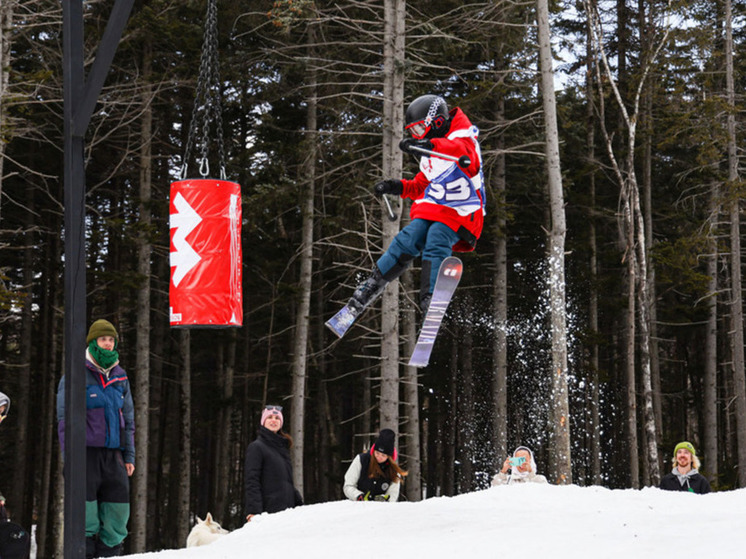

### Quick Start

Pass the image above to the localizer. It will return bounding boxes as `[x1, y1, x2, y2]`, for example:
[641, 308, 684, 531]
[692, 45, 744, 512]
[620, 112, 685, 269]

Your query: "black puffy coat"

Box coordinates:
[244, 426, 303, 516]
[659, 471, 711, 494]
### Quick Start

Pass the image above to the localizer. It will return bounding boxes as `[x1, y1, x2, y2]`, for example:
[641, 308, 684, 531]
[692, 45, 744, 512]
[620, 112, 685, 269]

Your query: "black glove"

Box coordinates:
[399, 138, 433, 155]
[373, 494, 390, 502]
[373, 179, 403, 197]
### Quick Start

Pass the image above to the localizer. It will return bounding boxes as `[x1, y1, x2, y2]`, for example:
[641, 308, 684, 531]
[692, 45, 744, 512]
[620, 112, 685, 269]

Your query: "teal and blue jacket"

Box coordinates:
[57, 354, 135, 464]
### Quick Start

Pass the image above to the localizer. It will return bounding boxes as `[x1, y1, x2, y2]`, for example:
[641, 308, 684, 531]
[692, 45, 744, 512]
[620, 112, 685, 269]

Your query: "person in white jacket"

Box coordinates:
[0, 391, 8, 425]
[492, 446, 548, 486]
[343, 429, 407, 502]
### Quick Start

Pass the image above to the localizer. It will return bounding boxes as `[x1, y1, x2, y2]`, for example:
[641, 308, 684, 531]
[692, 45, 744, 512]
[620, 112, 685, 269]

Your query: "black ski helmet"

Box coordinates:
[405, 94, 450, 139]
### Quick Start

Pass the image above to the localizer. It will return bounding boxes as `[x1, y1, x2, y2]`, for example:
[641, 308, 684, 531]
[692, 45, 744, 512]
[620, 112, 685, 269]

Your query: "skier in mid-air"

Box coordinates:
[335, 94, 485, 328]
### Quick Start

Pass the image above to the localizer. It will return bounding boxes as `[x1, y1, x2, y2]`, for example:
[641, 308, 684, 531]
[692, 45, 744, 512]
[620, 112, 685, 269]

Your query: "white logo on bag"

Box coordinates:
[170, 193, 203, 287]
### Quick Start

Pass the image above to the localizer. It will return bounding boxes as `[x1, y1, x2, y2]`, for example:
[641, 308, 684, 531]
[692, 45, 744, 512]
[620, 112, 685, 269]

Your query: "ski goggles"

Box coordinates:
[405, 120, 429, 140]
[265, 405, 283, 412]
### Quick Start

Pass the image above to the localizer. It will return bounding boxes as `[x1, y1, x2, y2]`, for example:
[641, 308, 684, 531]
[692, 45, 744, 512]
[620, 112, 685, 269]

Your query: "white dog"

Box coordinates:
[186, 513, 230, 548]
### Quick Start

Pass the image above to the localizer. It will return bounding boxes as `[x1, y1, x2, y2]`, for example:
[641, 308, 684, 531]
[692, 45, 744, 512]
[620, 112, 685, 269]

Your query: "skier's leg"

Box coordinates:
[348, 267, 387, 313]
[350, 220, 429, 312]
[420, 222, 460, 310]
[375, 219, 429, 276]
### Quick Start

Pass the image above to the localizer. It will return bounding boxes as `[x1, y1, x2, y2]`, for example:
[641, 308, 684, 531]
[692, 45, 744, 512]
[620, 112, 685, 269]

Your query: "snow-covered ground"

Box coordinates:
[126, 483, 746, 558]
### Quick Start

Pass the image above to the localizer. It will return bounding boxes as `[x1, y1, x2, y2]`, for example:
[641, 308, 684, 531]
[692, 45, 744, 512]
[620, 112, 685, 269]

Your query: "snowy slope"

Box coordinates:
[126, 484, 746, 558]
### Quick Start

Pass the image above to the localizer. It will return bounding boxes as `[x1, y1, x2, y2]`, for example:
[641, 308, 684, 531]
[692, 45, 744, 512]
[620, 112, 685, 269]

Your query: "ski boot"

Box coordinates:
[349, 267, 388, 315]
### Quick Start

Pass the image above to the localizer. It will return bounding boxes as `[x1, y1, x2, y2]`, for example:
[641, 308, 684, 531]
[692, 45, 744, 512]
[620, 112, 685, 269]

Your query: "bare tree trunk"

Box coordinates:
[491, 95, 508, 468]
[379, 0, 406, 428]
[445, 338, 459, 494]
[53, 453, 65, 557]
[290, 30, 317, 497]
[13, 186, 34, 525]
[585, 0, 667, 486]
[215, 330, 236, 519]
[403, 271, 422, 500]
[638, 0, 663, 477]
[38, 239, 61, 556]
[0, 0, 17, 222]
[724, 0, 746, 488]
[632, 180, 660, 485]
[459, 306, 475, 490]
[131, 40, 153, 552]
[585, 20, 601, 484]
[177, 330, 191, 547]
[624, 236, 640, 488]
[537, 0, 572, 484]
[704, 192, 719, 486]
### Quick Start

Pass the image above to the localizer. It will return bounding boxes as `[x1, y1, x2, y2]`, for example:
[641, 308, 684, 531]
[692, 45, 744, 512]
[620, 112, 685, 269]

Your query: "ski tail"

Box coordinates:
[408, 257, 462, 367]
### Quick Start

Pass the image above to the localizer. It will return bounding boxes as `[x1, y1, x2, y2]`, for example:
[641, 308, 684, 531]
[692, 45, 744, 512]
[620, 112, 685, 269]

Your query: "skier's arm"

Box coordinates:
[430, 135, 480, 176]
[401, 173, 430, 200]
[343, 455, 364, 501]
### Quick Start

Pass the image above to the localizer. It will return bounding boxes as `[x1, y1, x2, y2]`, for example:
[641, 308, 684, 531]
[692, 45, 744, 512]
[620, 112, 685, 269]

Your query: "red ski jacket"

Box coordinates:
[401, 107, 485, 252]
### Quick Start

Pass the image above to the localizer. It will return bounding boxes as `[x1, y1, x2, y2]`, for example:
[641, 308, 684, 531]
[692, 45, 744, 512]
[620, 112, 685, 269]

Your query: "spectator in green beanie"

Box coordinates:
[57, 318, 135, 557]
[659, 441, 711, 494]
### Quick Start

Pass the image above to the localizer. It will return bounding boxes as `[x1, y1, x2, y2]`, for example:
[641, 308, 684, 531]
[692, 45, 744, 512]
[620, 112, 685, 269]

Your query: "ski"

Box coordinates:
[408, 256, 463, 368]
[325, 303, 361, 339]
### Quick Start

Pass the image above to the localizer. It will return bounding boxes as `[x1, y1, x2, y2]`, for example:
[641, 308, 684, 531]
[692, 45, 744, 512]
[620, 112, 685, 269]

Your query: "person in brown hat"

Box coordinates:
[56, 319, 135, 557]
[343, 428, 408, 502]
[659, 441, 711, 494]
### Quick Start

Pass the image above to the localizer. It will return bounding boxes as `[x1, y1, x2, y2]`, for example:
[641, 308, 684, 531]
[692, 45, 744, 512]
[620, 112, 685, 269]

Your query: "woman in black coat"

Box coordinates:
[244, 405, 303, 522]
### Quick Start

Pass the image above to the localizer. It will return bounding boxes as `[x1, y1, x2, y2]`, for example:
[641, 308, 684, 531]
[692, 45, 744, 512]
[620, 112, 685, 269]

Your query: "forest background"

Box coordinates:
[1, 0, 745, 555]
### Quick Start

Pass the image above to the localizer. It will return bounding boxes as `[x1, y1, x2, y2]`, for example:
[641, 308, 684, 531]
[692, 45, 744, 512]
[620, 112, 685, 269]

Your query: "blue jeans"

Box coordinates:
[376, 219, 460, 294]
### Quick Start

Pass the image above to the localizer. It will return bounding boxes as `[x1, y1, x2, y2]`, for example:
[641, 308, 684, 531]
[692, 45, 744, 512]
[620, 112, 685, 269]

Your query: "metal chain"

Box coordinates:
[180, 0, 227, 180]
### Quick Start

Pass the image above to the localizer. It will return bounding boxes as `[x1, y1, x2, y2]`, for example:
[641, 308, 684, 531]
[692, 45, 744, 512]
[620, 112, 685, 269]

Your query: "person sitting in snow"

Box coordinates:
[659, 441, 711, 494]
[491, 446, 548, 486]
[343, 428, 408, 502]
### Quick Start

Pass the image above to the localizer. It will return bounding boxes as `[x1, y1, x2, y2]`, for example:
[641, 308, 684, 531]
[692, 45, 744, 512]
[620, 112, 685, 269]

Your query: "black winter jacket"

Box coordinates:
[244, 426, 303, 516]
[659, 470, 711, 494]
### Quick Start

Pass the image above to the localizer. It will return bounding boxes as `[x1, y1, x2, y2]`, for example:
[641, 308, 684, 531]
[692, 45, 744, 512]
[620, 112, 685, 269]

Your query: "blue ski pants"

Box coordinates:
[377, 219, 459, 294]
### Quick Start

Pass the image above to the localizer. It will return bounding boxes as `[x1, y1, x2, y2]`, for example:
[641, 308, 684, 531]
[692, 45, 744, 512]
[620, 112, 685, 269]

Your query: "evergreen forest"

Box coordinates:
[1, 0, 745, 554]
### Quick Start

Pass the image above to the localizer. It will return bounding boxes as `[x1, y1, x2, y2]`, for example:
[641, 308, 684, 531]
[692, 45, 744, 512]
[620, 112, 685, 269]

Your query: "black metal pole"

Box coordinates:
[62, 1, 86, 556]
[62, 2, 134, 557]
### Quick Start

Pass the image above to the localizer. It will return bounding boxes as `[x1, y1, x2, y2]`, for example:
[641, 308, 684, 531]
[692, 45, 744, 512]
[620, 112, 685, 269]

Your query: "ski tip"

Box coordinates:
[408, 358, 429, 368]
[325, 321, 344, 338]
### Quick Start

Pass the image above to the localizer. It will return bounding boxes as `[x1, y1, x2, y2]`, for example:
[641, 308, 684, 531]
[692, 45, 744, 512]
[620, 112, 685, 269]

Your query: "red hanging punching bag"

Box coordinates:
[169, 178, 242, 327]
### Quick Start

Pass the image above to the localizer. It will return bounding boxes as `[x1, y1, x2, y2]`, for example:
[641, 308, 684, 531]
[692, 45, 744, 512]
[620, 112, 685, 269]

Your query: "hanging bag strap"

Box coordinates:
[180, 0, 227, 181]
